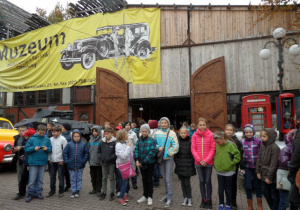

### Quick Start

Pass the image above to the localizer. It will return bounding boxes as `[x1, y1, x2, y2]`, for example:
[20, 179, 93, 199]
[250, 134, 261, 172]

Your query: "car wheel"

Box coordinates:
[60, 53, 74, 70]
[99, 42, 109, 58]
[81, 52, 96, 70]
[137, 45, 150, 59]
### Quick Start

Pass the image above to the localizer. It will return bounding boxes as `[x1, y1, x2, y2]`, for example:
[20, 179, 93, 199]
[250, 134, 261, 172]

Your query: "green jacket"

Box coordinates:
[214, 140, 240, 172]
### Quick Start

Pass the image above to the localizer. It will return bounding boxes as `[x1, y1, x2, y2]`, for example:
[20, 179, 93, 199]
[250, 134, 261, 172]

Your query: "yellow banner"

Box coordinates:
[0, 8, 161, 92]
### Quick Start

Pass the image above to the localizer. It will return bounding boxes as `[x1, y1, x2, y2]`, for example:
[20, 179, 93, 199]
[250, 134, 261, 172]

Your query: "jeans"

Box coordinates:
[279, 189, 289, 210]
[244, 168, 262, 199]
[178, 175, 192, 198]
[262, 182, 279, 210]
[115, 167, 129, 194]
[196, 166, 213, 200]
[153, 164, 160, 185]
[117, 168, 129, 199]
[102, 164, 115, 195]
[64, 164, 71, 188]
[27, 165, 46, 196]
[161, 158, 175, 201]
[19, 165, 29, 196]
[140, 164, 154, 198]
[69, 168, 84, 193]
[48, 162, 65, 194]
[217, 174, 233, 206]
[90, 166, 102, 192]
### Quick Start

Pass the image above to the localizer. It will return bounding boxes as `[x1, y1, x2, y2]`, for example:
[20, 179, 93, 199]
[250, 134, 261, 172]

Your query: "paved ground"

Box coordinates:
[0, 165, 270, 210]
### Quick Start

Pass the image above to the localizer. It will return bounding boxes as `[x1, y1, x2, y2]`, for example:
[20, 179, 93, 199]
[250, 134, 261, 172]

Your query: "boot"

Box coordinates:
[257, 198, 263, 210]
[247, 199, 253, 210]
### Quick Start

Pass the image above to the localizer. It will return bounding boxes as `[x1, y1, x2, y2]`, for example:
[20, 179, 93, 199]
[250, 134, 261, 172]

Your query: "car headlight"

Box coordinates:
[4, 144, 12, 152]
[77, 42, 82, 50]
[67, 43, 72, 51]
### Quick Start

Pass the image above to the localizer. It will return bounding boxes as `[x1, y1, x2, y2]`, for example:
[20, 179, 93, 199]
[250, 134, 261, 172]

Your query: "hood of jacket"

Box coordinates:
[243, 124, 256, 141]
[284, 129, 297, 146]
[90, 126, 102, 140]
[72, 129, 82, 142]
[102, 136, 117, 143]
[262, 128, 277, 146]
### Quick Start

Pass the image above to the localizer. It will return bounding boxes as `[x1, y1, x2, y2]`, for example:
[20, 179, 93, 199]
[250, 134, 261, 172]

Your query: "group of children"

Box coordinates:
[11, 115, 300, 210]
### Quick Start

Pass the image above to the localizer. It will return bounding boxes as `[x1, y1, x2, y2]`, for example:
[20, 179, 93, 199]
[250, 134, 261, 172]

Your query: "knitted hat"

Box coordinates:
[115, 126, 122, 130]
[244, 127, 253, 132]
[62, 123, 71, 131]
[160, 117, 170, 128]
[149, 120, 158, 129]
[140, 124, 150, 133]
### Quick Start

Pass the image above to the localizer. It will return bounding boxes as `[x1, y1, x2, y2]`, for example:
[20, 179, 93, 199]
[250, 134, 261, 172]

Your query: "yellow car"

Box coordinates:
[0, 117, 18, 171]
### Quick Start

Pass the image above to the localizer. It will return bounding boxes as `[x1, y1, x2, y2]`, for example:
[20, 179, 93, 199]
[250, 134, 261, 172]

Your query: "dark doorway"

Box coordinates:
[129, 97, 191, 130]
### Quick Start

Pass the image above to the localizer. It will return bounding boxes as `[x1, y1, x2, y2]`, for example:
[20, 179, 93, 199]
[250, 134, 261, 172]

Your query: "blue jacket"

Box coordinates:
[63, 130, 89, 170]
[62, 131, 72, 142]
[24, 134, 52, 166]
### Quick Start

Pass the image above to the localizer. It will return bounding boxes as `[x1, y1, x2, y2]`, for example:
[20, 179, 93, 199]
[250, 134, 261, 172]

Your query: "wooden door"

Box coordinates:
[96, 68, 128, 128]
[191, 57, 227, 131]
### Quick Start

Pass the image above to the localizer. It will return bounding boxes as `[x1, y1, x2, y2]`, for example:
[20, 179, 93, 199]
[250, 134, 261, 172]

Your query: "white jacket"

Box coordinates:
[49, 135, 68, 162]
[125, 129, 138, 152]
[115, 142, 135, 170]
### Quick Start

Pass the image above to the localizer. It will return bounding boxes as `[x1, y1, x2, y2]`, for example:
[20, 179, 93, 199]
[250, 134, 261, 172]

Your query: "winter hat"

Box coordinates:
[115, 126, 122, 130]
[149, 120, 158, 129]
[244, 126, 253, 132]
[160, 117, 170, 128]
[140, 124, 151, 133]
[24, 129, 36, 137]
[62, 123, 71, 131]
[27, 123, 34, 128]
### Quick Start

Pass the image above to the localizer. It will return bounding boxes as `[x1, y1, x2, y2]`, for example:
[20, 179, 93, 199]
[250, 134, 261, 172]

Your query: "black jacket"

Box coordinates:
[12, 135, 27, 165]
[231, 134, 243, 169]
[174, 135, 196, 177]
[288, 128, 300, 204]
[97, 136, 117, 165]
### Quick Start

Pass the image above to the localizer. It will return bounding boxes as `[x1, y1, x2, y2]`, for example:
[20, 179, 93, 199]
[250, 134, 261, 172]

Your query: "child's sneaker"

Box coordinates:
[118, 198, 127, 206]
[35, 194, 44, 200]
[164, 199, 172, 208]
[99, 193, 106, 201]
[58, 193, 64, 198]
[219, 204, 224, 210]
[75, 190, 80, 198]
[200, 199, 207, 208]
[147, 197, 153, 206]
[225, 205, 231, 210]
[137, 196, 147, 203]
[187, 198, 192, 207]
[159, 195, 167, 202]
[25, 195, 33, 202]
[206, 199, 212, 209]
[181, 198, 187, 206]
[70, 192, 75, 198]
[123, 194, 129, 202]
[109, 193, 115, 201]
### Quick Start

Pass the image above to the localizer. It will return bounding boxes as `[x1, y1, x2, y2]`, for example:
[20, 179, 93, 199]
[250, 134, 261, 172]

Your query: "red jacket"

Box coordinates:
[191, 128, 215, 166]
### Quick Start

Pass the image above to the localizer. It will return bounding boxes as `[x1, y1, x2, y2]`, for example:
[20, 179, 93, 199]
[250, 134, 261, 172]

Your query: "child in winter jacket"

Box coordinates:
[191, 117, 215, 209]
[154, 117, 179, 208]
[224, 124, 242, 209]
[240, 124, 262, 210]
[189, 123, 197, 137]
[135, 124, 157, 206]
[98, 127, 117, 201]
[278, 130, 297, 210]
[213, 131, 241, 210]
[63, 129, 89, 198]
[174, 127, 196, 207]
[256, 128, 280, 210]
[88, 126, 103, 197]
[115, 129, 134, 206]
[24, 124, 52, 202]
[47, 126, 68, 197]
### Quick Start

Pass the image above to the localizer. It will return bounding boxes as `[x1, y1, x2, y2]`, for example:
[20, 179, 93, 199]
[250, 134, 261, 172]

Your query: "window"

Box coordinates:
[0, 120, 14, 129]
[14, 92, 24, 106]
[75, 86, 91, 103]
[25, 92, 35, 106]
[38, 90, 47, 104]
[49, 89, 61, 104]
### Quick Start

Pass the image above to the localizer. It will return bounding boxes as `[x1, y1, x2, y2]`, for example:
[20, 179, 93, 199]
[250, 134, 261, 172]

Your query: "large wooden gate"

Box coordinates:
[191, 57, 227, 131]
[96, 68, 128, 128]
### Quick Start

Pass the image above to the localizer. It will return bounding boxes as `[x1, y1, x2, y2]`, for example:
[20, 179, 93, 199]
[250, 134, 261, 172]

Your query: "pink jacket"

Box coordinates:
[191, 128, 216, 166]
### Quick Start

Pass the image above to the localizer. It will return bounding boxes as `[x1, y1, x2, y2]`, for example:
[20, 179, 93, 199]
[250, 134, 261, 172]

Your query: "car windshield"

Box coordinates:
[97, 28, 113, 35]
[0, 120, 14, 129]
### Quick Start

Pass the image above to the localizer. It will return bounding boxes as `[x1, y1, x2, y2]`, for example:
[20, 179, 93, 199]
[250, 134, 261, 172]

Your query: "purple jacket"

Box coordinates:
[240, 124, 262, 169]
[279, 129, 297, 170]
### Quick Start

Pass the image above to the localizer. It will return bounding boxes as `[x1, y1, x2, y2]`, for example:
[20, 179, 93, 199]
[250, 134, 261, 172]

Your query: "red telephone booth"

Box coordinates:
[276, 93, 296, 140]
[241, 94, 272, 131]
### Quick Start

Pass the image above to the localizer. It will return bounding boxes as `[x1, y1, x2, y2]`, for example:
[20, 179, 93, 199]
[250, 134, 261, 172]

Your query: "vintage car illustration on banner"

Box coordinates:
[59, 22, 157, 70]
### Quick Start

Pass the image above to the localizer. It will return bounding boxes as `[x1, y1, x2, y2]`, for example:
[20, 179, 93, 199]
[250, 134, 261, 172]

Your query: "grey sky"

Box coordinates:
[8, 0, 261, 14]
